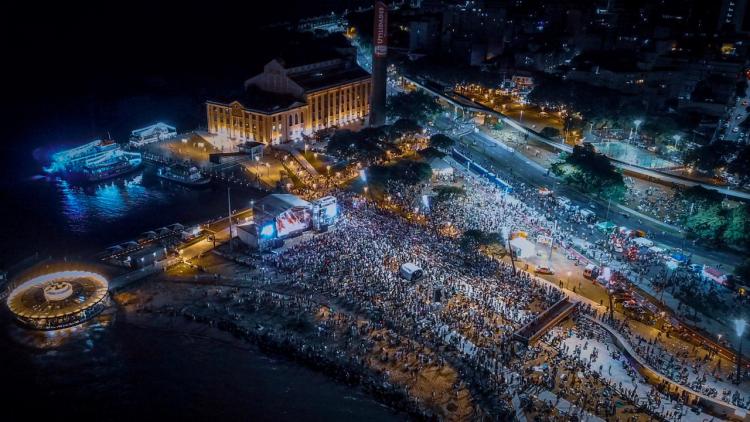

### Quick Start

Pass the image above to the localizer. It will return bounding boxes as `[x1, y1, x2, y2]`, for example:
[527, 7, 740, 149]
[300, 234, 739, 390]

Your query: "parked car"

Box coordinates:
[535, 265, 555, 275]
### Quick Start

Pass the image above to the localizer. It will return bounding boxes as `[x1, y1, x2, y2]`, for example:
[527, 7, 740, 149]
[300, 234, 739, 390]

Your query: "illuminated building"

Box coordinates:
[130, 122, 177, 147]
[207, 56, 371, 146]
[7, 270, 110, 330]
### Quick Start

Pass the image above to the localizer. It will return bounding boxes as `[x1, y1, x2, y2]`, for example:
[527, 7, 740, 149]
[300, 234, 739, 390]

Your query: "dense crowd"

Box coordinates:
[255, 152, 745, 419]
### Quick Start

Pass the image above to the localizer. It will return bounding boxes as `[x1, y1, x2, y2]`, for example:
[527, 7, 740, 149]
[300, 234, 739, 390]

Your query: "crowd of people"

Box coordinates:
[248, 148, 745, 419]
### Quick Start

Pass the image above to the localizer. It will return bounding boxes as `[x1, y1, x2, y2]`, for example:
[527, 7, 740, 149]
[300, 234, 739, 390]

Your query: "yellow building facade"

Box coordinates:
[207, 58, 371, 145]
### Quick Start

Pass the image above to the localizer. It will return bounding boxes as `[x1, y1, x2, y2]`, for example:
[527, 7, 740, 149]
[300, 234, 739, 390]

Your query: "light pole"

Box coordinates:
[519, 110, 524, 125]
[672, 134, 682, 149]
[735, 319, 746, 384]
[632, 119, 642, 143]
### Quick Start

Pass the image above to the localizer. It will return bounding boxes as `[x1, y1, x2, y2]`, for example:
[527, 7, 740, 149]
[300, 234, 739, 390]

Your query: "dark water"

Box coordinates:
[0, 315, 402, 421]
[0, 167, 262, 265]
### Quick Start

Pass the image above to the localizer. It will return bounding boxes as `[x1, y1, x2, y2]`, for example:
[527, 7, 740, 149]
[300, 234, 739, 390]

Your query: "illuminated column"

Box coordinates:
[370, 1, 388, 126]
[207, 105, 213, 133]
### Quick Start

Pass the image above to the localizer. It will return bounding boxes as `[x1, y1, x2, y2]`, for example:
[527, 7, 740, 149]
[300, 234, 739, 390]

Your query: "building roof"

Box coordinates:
[211, 86, 305, 114]
[131, 122, 176, 137]
[240, 141, 264, 149]
[253, 194, 311, 222]
[509, 237, 536, 259]
[428, 157, 452, 172]
[703, 266, 725, 278]
[289, 64, 371, 93]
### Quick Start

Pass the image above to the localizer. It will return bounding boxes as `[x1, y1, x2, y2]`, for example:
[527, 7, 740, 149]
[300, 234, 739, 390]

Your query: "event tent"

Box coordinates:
[509, 237, 536, 259]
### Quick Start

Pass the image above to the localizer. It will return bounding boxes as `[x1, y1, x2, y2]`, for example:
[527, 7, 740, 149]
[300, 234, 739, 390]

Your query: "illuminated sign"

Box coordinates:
[260, 223, 276, 239]
[312, 196, 340, 230]
[275, 207, 312, 238]
[373, 1, 388, 58]
[324, 203, 338, 218]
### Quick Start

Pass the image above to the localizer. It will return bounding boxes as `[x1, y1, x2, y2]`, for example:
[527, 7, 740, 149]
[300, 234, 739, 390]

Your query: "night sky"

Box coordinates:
[2, 2, 372, 178]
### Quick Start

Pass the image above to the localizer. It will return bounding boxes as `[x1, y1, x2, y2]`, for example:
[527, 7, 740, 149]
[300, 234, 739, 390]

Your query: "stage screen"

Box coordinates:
[276, 207, 311, 238]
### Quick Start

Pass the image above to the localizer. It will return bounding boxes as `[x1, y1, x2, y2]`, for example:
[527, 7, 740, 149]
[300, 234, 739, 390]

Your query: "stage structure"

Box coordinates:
[237, 194, 340, 250]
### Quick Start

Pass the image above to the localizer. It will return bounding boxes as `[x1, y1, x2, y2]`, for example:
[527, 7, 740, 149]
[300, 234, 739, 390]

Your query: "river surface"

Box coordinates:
[0, 314, 402, 421]
[0, 165, 267, 265]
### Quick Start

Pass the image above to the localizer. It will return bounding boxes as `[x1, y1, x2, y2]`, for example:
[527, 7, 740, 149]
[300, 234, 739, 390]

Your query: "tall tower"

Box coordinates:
[370, 1, 388, 126]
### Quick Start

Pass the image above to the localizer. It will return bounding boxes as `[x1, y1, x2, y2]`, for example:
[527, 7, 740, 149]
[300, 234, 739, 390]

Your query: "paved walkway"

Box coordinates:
[288, 148, 320, 177]
[584, 315, 749, 420]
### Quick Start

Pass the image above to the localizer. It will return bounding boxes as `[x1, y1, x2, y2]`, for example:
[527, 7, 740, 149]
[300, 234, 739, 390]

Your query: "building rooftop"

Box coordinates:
[131, 122, 175, 137]
[210, 86, 304, 114]
[289, 64, 371, 93]
[253, 194, 311, 223]
[240, 141, 264, 149]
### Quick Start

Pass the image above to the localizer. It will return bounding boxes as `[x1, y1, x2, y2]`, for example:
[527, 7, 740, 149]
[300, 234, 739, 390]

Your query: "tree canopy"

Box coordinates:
[550, 144, 626, 200]
[369, 159, 432, 187]
[722, 205, 750, 247]
[326, 128, 388, 164]
[387, 90, 441, 123]
[460, 229, 506, 257]
[387, 118, 422, 142]
[527, 74, 646, 128]
[429, 133, 456, 151]
[679, 185, 724, 206]
[684, 204, 727, 243]
[433, 185, 465, 201]
[683, 203, 750, 248]
[683, 141, 738, 175]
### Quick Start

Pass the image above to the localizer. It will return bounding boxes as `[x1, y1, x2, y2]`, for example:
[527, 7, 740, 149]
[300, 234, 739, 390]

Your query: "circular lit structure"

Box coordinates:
[7, 270, 109, 330]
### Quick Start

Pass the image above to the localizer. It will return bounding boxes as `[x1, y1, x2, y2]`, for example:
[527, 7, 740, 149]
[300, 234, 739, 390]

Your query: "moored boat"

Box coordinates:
[157, 163, 211, 187]
[46, 139, 142, 182]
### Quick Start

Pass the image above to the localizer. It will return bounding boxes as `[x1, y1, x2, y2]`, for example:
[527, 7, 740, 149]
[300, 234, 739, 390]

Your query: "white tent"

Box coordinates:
[509, 237, 536, 259]
[648, 246, 665, 254]
[632, 237, 654, 247]
[428, 157, 454, 177]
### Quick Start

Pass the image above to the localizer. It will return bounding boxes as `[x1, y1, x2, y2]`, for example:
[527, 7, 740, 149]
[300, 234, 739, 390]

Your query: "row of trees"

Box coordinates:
[678, 186, 750, 248]
[527, 74, 648, 131]
[683, 141, 750, 183]
[326, 118, 422, 164]
[550, 144, 627, 200]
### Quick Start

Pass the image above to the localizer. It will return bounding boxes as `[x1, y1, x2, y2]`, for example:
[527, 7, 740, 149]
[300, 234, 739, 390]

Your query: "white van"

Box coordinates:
[400, 263, 424, 282]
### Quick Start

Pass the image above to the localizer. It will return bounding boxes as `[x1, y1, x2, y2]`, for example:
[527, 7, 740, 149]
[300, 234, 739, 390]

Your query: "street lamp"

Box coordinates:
[519, 110, 524, 125]
[735, 319, 746, 384]
[633, 119, 642, 136]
